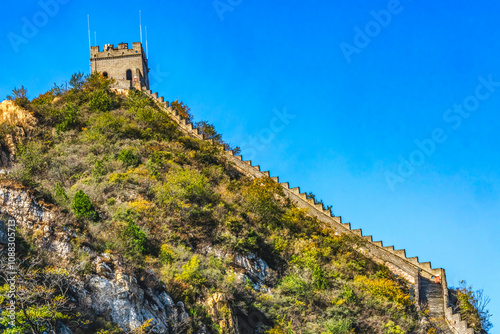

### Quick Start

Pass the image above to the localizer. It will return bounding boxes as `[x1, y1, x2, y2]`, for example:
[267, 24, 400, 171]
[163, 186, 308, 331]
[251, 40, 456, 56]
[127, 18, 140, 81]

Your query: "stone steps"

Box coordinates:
[420, 278, 445, 318]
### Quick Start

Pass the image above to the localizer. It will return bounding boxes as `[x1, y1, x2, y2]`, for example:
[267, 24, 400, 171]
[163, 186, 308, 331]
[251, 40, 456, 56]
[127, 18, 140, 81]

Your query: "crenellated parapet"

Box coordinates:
[143, 90, 474, 334]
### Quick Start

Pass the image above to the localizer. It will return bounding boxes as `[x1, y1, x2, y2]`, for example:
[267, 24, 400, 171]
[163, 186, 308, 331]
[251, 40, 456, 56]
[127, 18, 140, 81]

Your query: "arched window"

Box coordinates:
[126, 70, 133, 80]
[102, 72, 108, 78]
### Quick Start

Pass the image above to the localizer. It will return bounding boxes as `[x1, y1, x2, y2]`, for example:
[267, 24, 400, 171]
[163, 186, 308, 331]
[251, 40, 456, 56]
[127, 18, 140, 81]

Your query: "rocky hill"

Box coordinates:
[0, 74, 491, 333]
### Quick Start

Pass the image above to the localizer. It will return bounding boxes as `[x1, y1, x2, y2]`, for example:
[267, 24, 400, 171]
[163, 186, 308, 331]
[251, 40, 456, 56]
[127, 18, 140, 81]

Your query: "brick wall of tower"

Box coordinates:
[90, 42, 149, 90]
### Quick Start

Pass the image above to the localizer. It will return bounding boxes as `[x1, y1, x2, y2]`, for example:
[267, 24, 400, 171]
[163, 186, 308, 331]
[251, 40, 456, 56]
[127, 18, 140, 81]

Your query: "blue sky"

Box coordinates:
[1, 0, 499, 331]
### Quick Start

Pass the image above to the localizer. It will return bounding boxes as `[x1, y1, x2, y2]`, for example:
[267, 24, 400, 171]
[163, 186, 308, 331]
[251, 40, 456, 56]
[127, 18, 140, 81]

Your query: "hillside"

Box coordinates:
[0, 74, 491, 334]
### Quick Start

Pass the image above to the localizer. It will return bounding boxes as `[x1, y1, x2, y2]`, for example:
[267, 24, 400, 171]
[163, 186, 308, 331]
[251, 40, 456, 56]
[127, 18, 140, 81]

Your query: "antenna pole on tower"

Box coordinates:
[94, 31, 97, 47]
[139, 10, 143, 44]
[145, 26, 149, 59]
[87, 14, 91, 72]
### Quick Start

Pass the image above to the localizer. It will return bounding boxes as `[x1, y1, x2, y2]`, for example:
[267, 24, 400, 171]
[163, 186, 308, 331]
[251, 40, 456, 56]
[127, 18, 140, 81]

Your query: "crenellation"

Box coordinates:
[352, 229, 362, 236]
[394, 249, 406, 257]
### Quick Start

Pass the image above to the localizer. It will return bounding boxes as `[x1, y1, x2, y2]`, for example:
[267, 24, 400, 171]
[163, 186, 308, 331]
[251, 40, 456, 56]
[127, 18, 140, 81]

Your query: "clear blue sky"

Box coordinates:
[2, 1, 499, 331]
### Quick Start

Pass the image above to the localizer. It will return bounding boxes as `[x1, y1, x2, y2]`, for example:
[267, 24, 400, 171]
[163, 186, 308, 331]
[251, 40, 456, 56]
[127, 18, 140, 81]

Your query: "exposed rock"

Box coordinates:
[203, 246, 270, 292]
[206, 292, 239, 334]
[77, 253, 189, 333]
[233, 253, 269, 292]
[0, 100, 38, 166]
[0, 100, 37, 130]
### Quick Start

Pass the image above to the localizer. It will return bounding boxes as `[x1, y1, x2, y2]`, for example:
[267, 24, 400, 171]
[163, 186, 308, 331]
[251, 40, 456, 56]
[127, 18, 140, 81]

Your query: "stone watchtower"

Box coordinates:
[90, 42, 150, 90]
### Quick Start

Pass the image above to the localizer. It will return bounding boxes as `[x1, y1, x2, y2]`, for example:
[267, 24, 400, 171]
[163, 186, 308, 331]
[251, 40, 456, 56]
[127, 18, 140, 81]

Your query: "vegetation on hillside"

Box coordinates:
[0, 73, 492, 333]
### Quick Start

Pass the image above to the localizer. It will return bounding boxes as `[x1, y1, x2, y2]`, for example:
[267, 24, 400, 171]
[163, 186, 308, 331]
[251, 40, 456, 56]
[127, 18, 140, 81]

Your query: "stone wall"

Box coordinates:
[143, 90, 474, 334]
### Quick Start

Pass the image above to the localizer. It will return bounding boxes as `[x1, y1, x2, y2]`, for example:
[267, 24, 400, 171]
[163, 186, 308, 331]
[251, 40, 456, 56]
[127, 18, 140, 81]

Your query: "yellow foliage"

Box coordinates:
[128, 198, 154, 213]
[355, 276, 412, 307]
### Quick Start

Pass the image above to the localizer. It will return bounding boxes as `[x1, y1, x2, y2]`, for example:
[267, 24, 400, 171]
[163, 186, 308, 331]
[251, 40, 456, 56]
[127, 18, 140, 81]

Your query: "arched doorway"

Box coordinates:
[126, 69, 132, 81]
[103, 72, 108, 78]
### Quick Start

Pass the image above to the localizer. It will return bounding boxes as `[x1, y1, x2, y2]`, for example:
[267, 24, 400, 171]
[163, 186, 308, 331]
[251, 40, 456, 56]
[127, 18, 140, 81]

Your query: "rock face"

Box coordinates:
[0, 100, 37, 167]
[0, 100, 37, 129]
[204, 246, 271, 292]
[78, 254, 189, 333]
[0, 182, 189, 333]
[206, 293, 239, 334]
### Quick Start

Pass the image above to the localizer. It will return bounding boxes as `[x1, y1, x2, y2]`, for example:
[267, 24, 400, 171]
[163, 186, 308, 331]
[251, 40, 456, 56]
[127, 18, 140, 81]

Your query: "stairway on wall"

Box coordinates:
[420, 277, 453, 333]
[420, 277, 445, 317]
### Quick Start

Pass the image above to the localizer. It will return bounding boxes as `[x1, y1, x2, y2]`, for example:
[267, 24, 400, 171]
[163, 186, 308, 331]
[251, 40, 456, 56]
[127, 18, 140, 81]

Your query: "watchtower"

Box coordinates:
[90, 42, 150, 90]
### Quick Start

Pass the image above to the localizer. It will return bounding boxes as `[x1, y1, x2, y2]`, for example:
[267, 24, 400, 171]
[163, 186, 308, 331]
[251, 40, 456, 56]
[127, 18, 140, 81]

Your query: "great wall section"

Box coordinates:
[142, 90, 475, 334]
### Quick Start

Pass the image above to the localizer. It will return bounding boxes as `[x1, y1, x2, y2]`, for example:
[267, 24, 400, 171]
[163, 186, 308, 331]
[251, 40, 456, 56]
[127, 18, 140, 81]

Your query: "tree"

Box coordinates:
[6, 86, 30, 109]
[72, 190, 99, 221]
[69, 72, 85, 91]
[171, 100, 193, 122]
[453, 281, 493, 333]
[0, 257, 81, 334]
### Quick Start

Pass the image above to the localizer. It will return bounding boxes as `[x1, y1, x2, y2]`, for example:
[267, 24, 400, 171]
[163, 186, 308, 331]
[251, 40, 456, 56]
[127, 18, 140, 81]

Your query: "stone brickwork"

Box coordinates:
[141, 89, 475, 334]
[90, 42, 149, 90]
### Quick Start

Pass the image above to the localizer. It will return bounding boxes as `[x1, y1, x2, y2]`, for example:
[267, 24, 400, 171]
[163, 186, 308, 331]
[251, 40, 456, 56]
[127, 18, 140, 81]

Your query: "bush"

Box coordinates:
[119, 220, 148, 255]
[56, 103, 79, 132]
[159, 244, 175, 264]
[72, 190, 99, 221]
[18, 141, 46, 175]
[355, 276, 411, 307]
[53, 182, 69, 204]
[89, 90, 113, 111]
[324, 316, 354, 334]
[92, 159, 106, 178]
[243, 177, 286, 225]
[176, 255, 206, 286]
[117, 148, 141, 168]
[156, 168, 215, 207]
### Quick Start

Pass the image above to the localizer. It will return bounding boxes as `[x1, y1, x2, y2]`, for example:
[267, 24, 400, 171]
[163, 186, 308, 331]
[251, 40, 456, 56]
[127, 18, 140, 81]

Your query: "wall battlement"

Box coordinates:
[142, 89, 474, 334]
[90, 42, 145, 59]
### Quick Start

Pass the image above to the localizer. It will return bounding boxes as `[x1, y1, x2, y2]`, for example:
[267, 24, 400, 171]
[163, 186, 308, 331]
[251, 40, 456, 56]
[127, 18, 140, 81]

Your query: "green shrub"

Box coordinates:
[157, 168, 215, 207]
[53, 182, 69, 204]
[324, 316, 354, 334]
[313, 265, 328, 290]
[92, 159, 106, 178]
[384, 321, 404, 334]
[341, 285, 356, 303]
[243, 177, 286, 225]
[176, 255, 206, 286]
[119, 220, 148, 255]
[56, 103, 79, 132]
[72, 190, 99, 221]
[18, 141, 46, 175]
[159, 244, 175, 264]
[89, 89, 112, 111]
[117, 148, 141, 168]
[146, 151, 173, 177]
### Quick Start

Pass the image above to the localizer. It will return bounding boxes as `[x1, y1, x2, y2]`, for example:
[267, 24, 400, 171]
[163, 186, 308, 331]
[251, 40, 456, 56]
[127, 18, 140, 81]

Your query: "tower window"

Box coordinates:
[103, 72, 108, 78]
[126, 70, 133, 80]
